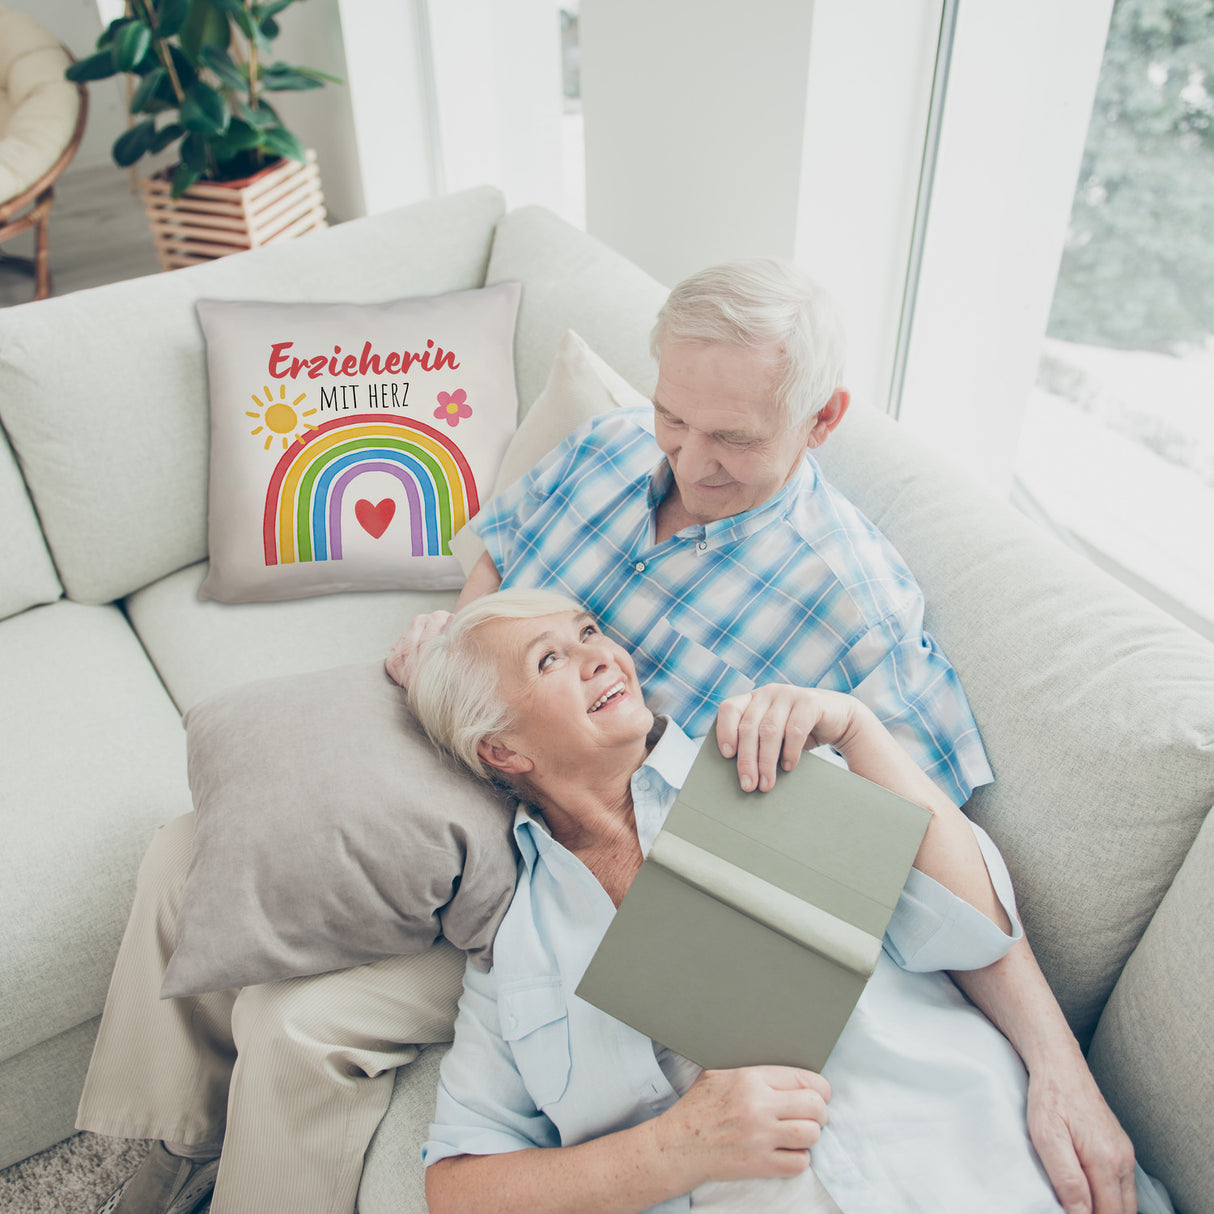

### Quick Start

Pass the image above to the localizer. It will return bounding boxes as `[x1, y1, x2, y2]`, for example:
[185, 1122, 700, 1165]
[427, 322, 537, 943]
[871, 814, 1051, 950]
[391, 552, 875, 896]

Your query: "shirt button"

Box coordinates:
[697, 541, 708, 551]
[634, 561, 646, 573]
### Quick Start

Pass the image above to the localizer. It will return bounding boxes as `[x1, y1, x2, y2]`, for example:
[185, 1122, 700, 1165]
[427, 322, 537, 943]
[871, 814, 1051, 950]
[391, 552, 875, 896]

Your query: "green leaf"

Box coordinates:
[129, 66, 166, 113]
[150, 122, 185, 153]
[96, 17, 129, 50]
[180, 0, 231, 63]
[209, 0, 257, 38]
[112, 119, 157, 167]
[171, 162, 201, 197]
[259, 63, 323, 91]
[155, 0, 191, 40]
[294, 65, 343, 85]
[234, 96, 278, 129]
[221, 118, 263, 150]
[254, 0, 297, 19]
[66, 50, 119, 83]
[112, 20, 152, 72]
[259, 15, 279, 40]
[181, 81, 230, 135]
[200, 44, 249, 90]
[167, 44, 198, 91]
[180, 131, 210, 172]
[260, 125, 305, 163]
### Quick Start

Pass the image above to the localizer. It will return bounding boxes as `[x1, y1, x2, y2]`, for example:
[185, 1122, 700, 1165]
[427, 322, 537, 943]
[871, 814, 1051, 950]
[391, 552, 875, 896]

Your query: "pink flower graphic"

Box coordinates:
[434, 388, 472, 427]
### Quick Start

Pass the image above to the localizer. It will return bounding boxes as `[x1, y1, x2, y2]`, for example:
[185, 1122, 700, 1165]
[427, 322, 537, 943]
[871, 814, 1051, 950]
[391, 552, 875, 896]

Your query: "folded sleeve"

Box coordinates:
[423, 958, 560, 1167]
[883, 821, 1023, 973]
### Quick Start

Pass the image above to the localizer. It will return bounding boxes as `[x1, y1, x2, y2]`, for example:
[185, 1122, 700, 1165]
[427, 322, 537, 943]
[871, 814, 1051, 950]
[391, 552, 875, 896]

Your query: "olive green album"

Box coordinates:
[576, 743, 932, 1071]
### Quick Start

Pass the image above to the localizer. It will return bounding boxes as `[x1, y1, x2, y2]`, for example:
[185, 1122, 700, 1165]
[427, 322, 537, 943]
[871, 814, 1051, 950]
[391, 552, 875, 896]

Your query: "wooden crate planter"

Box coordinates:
[140, 150, 327, 271]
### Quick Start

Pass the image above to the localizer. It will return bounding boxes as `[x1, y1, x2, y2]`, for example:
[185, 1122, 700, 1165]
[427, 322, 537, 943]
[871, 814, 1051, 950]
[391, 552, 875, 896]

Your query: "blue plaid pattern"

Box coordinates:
[476, 408, 992, 805]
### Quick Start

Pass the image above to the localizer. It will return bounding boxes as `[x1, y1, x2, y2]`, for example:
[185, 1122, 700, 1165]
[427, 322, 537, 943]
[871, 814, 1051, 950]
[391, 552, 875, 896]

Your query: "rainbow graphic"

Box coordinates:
[262, 414, 479, 565]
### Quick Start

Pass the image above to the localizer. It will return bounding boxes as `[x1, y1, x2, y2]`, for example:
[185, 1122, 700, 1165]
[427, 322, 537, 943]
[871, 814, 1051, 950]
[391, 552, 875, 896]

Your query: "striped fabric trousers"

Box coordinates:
[76, 813, 466, 1214]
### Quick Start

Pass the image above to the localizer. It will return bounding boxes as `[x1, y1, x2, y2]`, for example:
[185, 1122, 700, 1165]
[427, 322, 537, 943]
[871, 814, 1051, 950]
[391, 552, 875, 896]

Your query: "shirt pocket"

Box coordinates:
[499, 978, 572, 1110]
[635, 615, 754, 718]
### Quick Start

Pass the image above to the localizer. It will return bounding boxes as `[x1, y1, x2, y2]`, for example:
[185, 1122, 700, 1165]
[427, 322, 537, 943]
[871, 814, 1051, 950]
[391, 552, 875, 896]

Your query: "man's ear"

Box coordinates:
[806, 388, 850, 450]
[477, 738, 534, 777]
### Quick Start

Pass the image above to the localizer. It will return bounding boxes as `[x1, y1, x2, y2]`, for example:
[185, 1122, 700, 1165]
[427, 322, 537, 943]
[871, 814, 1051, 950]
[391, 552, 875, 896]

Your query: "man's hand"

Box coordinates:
[385, 610, 453, 689]
[715, 684, 860, 792]
[1026, 1061, 1137, 1214]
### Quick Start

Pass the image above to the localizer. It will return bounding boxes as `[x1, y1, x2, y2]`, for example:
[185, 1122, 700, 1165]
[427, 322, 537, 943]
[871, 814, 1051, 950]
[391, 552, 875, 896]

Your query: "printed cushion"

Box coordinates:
[197, 283, 521, 602]
[162, 662, 519, 997]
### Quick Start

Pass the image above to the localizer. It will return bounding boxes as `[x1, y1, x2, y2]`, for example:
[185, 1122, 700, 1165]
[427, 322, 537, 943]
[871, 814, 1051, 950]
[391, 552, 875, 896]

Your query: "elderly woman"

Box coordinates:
[408, 588, 1085, 1214]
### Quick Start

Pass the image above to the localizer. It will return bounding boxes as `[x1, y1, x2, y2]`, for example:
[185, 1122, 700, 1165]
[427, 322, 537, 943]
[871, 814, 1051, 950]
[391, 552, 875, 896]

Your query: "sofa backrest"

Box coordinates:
[0, 419, 60, 620]
[0, 186, 508, 606]
[815, 400, 1214, 1208]
[816, 401, 1214, 1038]
[485, 205, 668, 415]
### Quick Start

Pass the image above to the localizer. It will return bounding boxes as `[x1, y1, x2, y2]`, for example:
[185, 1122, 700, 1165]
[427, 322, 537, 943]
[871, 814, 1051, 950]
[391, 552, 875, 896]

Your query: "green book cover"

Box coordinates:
[575, 742, 932, 1071]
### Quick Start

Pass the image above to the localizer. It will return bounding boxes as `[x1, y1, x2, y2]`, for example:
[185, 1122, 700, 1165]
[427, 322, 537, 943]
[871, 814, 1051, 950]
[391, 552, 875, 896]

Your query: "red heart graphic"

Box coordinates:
[355, 498, 396, 539]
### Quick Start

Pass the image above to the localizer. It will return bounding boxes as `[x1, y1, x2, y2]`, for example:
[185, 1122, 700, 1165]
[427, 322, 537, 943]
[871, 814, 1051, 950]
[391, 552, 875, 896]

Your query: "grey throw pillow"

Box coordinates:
[161, 662, 518, 997]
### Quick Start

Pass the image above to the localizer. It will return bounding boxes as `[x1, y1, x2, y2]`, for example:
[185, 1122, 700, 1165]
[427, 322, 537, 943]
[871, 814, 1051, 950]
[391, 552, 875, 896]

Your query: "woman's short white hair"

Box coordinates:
[407, 588, 586, 782]
[650, 258, 847, 430]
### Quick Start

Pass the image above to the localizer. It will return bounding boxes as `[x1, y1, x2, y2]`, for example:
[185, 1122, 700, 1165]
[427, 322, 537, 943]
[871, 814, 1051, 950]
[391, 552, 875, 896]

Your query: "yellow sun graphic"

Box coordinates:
[247, 385, 318, 450]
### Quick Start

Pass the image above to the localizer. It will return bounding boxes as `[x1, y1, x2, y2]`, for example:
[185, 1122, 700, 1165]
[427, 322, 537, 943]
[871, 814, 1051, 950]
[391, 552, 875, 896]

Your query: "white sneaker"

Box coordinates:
[96, 1142, 220, 1214]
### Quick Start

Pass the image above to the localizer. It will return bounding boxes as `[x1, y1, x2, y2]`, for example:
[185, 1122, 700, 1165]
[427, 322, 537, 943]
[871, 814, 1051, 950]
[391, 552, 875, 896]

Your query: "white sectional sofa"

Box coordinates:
[0, 186, 1211, 1213]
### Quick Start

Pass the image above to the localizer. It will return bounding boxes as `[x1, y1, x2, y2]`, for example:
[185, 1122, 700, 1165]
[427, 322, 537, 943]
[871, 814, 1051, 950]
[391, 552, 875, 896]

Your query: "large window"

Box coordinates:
[1014, 0, 1214, 636]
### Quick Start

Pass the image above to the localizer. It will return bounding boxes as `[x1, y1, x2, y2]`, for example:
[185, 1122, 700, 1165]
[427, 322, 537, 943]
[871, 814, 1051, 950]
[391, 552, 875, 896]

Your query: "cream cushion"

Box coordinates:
[0, 6, 79, 202]
[0, 423, 60, 620]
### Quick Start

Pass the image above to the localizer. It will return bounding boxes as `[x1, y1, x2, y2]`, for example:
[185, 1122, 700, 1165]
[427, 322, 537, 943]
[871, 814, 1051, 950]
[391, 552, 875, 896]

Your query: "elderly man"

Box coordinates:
[388, 259, 1136, 1214]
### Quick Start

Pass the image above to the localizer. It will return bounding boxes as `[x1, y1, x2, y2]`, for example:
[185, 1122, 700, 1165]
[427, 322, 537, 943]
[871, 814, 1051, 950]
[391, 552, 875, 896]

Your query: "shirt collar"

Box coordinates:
[512, 716, 703, 869]
[645, 455, 818, 547]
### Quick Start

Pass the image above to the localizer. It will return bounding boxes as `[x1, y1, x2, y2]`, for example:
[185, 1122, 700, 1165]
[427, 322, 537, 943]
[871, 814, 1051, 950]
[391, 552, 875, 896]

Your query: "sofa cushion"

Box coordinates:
[0, 600, 192, 1063]
[485, 205, 668, 415]
[814, 402, 1214, 1045]
[450, 329, 644, 574]
[359, 1043, 448, 1214]
[124, 561, 455, 714]
[196, 284, 521, 603]
[1088, 804, 1214, 1214]
[0, 186, 506, 606]
[0, 421, 60, 620]
[164, 663, 516, 996]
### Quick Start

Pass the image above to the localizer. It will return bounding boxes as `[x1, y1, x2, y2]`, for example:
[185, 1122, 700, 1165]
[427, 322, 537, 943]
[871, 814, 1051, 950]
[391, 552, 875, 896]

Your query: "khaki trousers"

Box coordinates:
[76, 814, 466, 1214]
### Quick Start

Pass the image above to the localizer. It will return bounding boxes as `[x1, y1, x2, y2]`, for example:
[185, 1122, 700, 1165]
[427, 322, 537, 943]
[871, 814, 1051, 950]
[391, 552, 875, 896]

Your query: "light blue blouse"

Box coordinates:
[424, 721, 1067, 1212]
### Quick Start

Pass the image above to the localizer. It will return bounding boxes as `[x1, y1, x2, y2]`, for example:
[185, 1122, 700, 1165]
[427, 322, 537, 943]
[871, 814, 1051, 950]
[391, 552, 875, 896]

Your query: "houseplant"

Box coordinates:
[66, 0, 339, 266]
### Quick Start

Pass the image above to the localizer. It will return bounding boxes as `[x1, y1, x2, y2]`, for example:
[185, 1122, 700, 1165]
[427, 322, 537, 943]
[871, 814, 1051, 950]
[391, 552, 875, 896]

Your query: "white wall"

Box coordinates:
[333, 0, 436, 216]
[428, 0, 565, 212]
[795, 0, 941, 414]
[574, 0, 942, 416]
[579, 0, 818, 288]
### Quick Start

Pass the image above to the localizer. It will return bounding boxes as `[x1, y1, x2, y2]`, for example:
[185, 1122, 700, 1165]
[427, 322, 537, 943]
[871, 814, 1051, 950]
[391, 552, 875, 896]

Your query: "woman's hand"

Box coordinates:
[654, 1066, 830, 1185]
[716, 685, 861, 792]
[385, 610, 453, 688]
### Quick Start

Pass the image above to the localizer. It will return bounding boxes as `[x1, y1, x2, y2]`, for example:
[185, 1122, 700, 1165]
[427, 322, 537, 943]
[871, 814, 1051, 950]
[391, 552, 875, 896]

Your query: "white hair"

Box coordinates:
[650, 258, 847, 429]
[407, 588, 585, 781]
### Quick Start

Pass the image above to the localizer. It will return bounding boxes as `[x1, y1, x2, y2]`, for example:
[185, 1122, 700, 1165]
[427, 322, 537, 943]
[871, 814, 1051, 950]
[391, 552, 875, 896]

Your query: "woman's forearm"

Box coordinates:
[425, 1119, 689, 1214]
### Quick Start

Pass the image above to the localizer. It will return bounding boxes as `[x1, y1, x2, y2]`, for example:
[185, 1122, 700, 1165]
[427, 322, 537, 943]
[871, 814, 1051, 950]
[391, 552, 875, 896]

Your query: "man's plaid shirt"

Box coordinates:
[475, 408, 992, 806]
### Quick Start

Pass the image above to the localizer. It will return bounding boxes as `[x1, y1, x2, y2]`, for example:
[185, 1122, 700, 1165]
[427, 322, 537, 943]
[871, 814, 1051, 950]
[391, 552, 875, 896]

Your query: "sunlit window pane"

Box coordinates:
[1015, 0, 1214, 636]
